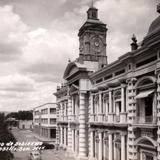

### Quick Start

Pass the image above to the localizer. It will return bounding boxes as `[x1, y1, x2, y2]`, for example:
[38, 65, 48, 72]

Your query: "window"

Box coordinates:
[96, 78, 103, 84]
[92, 11, 97, 19]
[115, 69, 125, 76]
[50, 129, 56, 138]
[41, 118, 48, 124]
[128, 64, 131, 70]
[50, 118, 56, 124]
[41, 109, 48, 114]
[136, 55, 157, 68]
[104, 74, 112, 80]
[145, 96, 153, 116]
[50, 108, 56, 114]
[136, 77, 155, 124]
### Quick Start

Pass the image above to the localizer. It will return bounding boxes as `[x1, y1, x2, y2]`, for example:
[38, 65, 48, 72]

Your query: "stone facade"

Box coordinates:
[54, 4, 160, 160]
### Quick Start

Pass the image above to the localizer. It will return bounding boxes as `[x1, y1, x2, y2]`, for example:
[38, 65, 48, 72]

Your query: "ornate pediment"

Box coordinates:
[63, 62, 78, 79]
[63, 62, 87, 80]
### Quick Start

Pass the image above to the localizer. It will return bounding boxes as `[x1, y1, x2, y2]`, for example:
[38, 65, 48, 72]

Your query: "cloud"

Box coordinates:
[0, 74, 35, 92]
[20, 27, 78, 83]
[0, 5, 28, 62]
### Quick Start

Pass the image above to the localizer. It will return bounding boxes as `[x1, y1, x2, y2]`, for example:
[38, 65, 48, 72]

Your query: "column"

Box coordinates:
[99, 92, 102, 113]
[76, 130, 79, 155]
[103, 132, 107, 160]
[90, 130, 94, 158]
[72, 96, 75, 115]
[121, 84, 125, 113]
[105, 97, 109, 122]
[59, 127, 62, 145]
[90, 94, 94, 114]
[64, 102, 66, 119]
[109, 89, 113, 123]
[72, 129, 75, 152]
[61, 127, 64, 145]
[99, 92, 103, 122]
[114, 141, 116, 160]
[98, 131, 103, 160]
[48, 128, 50, 139]
[78, 92, 88, 158]
[121, 84, 127, 123]
[121, 132, 126, 160]
[90, 93, 93, 122]
[68, 97, 72, 151]
[75, 95, 78, 116]
[108, 132, 113, 160]
[157, 70, 160, 160]
[109, 89, 112, 113]
[64, 127, 67, 147]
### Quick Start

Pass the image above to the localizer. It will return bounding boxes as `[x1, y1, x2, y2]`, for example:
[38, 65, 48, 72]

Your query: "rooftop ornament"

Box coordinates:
[131, 34, 138, 51]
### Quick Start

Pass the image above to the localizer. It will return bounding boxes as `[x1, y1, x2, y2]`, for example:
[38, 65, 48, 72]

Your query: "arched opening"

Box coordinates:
[135, 137, 157, 160]
[135, 76, 156, 124]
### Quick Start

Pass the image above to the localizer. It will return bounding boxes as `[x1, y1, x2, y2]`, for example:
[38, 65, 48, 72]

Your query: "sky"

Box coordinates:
[0, 0, 158, 111]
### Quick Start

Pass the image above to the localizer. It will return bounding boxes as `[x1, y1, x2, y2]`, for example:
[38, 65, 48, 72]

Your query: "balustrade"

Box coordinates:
[134, 116, 156, 124]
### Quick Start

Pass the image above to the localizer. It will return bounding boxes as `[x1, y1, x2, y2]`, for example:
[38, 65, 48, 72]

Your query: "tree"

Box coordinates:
[0, 113, 16, 160]
[6, 110, 33, 120]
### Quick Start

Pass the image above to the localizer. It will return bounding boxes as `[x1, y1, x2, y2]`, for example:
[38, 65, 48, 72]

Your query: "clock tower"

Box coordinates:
[78, 5, 108, 69]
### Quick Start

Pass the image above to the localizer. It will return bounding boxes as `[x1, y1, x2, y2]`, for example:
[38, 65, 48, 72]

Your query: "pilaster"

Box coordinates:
[78, 92, 88, 159]
[126, 78, 137, 160]
[157, 70, 160, 160]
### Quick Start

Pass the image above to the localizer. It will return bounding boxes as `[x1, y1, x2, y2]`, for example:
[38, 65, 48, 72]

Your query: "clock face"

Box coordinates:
[92, 37, 103, 53]
[94, 40, 100, 47]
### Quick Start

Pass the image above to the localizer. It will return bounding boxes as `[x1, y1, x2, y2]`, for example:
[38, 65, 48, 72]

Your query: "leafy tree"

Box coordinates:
[6, 110, 33, 120]
[0, 113, 16, 160]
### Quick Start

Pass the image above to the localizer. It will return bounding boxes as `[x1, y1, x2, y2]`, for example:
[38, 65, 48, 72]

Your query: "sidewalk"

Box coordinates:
[32, 132, 55, 144]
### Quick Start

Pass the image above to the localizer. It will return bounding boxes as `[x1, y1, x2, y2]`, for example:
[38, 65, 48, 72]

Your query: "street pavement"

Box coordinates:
[11, 128, 76, 160]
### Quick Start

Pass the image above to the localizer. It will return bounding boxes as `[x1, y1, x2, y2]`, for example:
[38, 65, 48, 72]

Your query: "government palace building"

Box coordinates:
[54, 3, 160, 160]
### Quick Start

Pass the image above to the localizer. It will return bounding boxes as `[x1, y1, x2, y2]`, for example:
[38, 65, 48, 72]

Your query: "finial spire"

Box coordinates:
[87, 0, 98, 20]
[131, 34, 138, 51]
[91, 0, 94, 8]
[157, 2, 160, 13]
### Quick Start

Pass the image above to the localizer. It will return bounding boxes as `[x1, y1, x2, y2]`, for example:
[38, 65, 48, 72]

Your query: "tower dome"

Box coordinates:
[147, 3, 160, 36]
[147, 16, 160, 36]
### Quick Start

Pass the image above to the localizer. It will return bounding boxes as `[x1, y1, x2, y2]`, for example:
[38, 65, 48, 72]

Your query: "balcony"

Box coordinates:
[57, 115, 68, 123]
[136, 116, 156, 123]
[133, 116, 157, 128]
[90, 113, 108, 123]
[98, 113, 105, 122]
[90, 114, 98, 122]
[114, 115, 120, 123]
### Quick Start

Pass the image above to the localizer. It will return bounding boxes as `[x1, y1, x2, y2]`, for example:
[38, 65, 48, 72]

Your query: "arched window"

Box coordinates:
[135, 76, 156, 124]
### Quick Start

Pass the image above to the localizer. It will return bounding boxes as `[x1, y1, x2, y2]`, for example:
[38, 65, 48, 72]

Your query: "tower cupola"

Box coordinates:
[87, 7, 98, 20]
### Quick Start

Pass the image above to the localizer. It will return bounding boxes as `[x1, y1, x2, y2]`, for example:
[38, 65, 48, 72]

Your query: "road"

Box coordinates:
[11, 128, 75, 160]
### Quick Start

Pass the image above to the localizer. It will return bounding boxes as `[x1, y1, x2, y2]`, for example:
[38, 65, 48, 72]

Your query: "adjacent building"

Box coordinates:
[54, 3, 160, 160]
[33, 103, 57, 143]
[18, 120, 33, 130]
